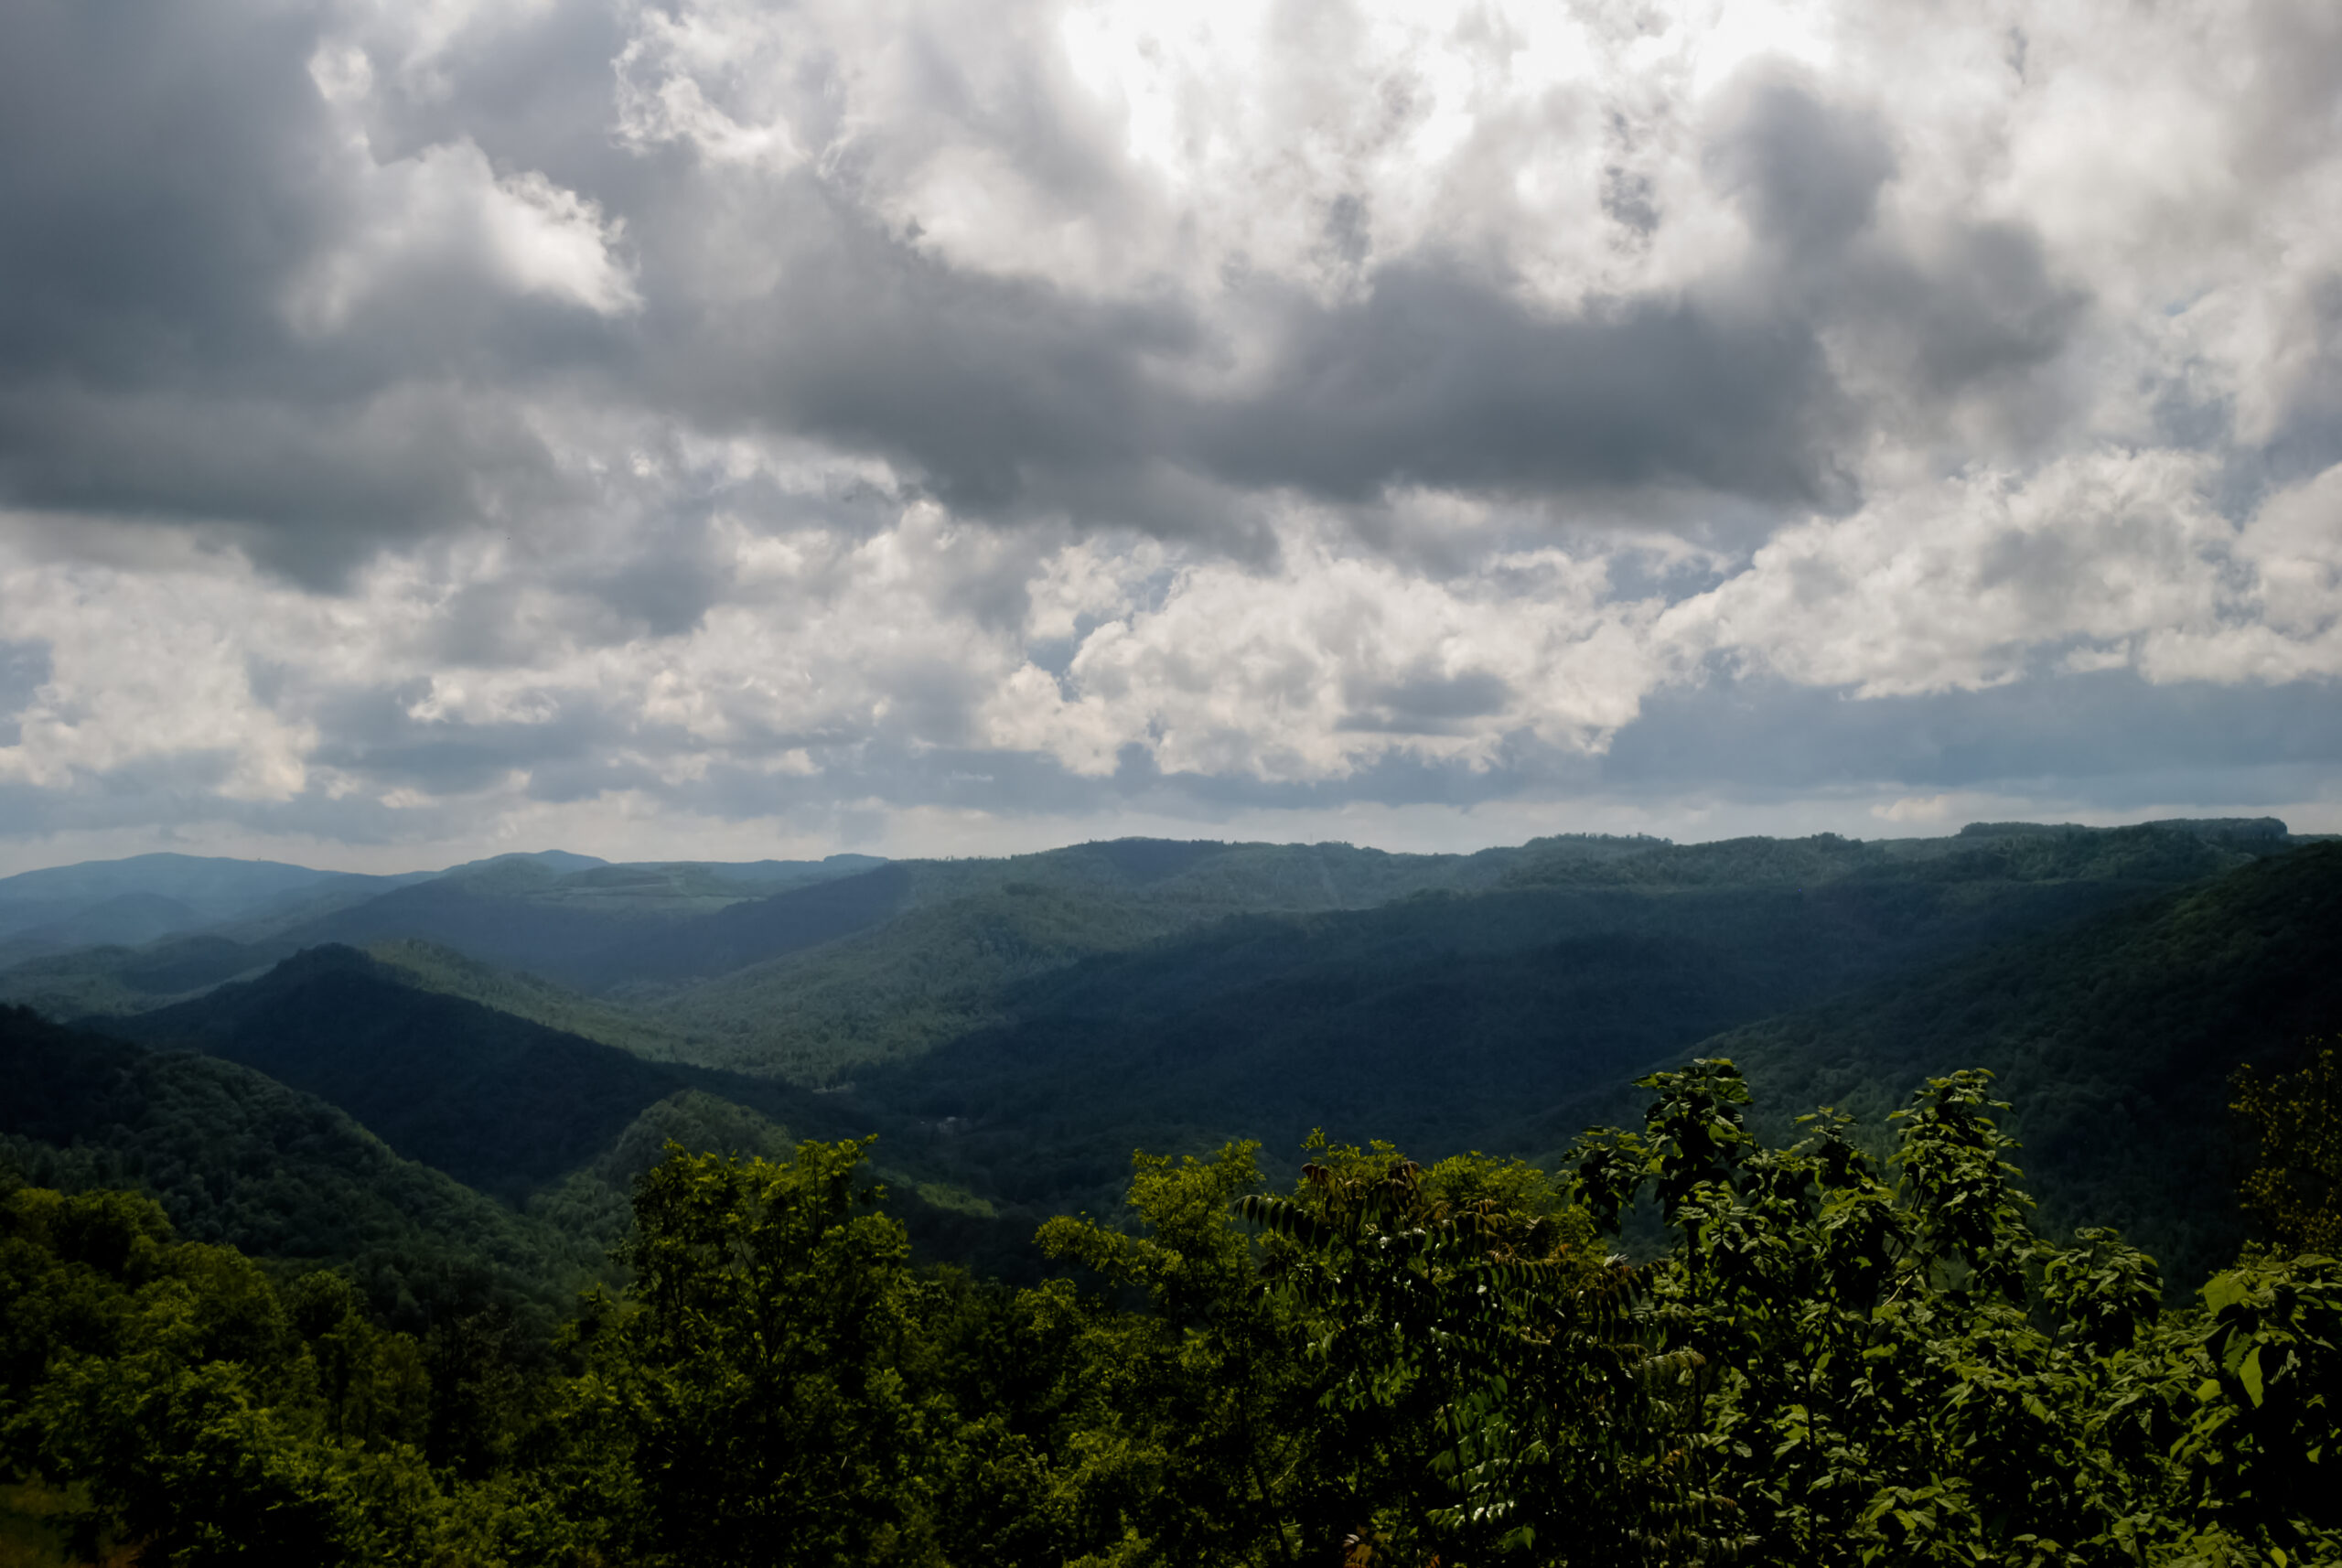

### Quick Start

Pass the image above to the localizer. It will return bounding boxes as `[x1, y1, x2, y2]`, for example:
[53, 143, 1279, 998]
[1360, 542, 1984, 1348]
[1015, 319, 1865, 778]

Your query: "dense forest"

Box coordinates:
[3, 1050, 2336, 1565]
[0, 821, 2336, 1563]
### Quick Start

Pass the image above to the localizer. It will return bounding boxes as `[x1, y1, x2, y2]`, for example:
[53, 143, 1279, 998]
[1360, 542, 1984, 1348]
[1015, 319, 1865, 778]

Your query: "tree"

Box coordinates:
[1568, 1062, 2171, 1567]
[1030, 1141, 1331, 1567]
[1242, 1139, 1662, 1566]
[2232, 1042, 2342, 1256]
[577, 1137, 940, 1568]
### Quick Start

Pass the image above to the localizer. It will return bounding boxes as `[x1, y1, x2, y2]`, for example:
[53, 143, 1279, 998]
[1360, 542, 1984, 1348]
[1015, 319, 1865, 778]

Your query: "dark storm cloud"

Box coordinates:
[0, 0, 627, 583]
[1706, 70, 2089, 438]
[1600, 669, 2342, 801]
[1858, 222, 2086, 404]
[0, 384, 581, 580]
[1704, 70, 1896, 261]
[0, 0, 332, 382]
[645, 184, 1201, 517]
[2, 0, 2337, 863]
[0, 0, 1921, 578]
[1193, 266, 1855, 508]
[1339, 667, 1517, 736]
[645, 178, 1860, 531]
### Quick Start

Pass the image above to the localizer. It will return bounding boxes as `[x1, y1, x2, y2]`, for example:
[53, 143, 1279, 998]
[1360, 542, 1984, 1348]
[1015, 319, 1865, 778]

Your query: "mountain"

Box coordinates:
[432, 848, 611, 877]
[0, 852, 420, 967]
[1497, 819, 2275, 889]
[0, 851, 344, 923]
[91, 945, 1049, 1276]
[0, 930, 283, 1017]
[366, 938, 702, 1059]
[102, 945, 835, 1201]
[0, 890, 208, 958]
[1592, 838, 2342, 1290]
[625, 838, 1556, 1079]
[833, 827, 2254, 1213]
[590, 860, 919, 988]
[83, 822, 2292, 1224]
[246, 853, 891, 991]
[0, 1004, 596, 1329]
[0, 851, 891, 1015]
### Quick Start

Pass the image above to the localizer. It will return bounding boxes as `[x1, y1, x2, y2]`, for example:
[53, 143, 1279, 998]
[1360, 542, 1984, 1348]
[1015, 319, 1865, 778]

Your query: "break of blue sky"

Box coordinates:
[1, 0, 2337, 873]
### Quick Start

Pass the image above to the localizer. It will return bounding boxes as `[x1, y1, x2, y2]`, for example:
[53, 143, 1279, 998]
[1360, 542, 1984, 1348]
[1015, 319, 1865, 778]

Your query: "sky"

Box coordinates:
[1, 0, 2338, 874]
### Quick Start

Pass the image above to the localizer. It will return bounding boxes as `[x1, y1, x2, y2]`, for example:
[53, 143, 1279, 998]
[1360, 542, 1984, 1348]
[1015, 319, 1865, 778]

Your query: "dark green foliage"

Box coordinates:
[6, 1076, 2338, 1567]
[109, 948, 694, 1199]
[628, 836, 1543, 1076]
[853, 865, 2193, 1219]
[523, 1089, 798, 1244]
[368, 938, 700, 1060]
[0, 1004, 592, 1330]
[1653, 842, 2342, 1288]
[2233, 1044, 2342, 1256]
[1241, 1146, 1666, 1564]
[105, 947, 843, 1203]
[575, 1139, 938, 1566]
[0, 933, 274, 1020]
[256, 865, 710, 991]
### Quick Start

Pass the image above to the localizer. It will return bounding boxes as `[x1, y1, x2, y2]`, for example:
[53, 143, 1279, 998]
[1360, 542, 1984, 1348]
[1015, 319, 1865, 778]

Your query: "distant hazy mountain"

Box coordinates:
[240, 852, 889, 984]
[0, 852, 442, 974]
[0, 848, 888, 1012]
[0, 851, 343, 916]
[0, 890, 207, 953]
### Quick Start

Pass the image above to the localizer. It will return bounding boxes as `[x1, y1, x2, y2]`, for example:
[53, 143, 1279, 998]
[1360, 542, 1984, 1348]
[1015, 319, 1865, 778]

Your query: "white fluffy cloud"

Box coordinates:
[0, 0, 2338, 860]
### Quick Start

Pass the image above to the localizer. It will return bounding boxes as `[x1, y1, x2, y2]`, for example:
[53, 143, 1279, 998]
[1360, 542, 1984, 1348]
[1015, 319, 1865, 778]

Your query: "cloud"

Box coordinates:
[1, 0, 2339, 859]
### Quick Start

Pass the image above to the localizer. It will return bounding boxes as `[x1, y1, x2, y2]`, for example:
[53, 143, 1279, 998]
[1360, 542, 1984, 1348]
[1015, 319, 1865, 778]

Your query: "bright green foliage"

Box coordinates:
[0, 1183, 439, 1564]
[1561, 1061, 2339, 1568]
[1026, 1143, 1329, 1567]
[0, 1176, 604, 1566]
[575, 1138, 940, 1568]
[1244, 1142, 1672, 1565]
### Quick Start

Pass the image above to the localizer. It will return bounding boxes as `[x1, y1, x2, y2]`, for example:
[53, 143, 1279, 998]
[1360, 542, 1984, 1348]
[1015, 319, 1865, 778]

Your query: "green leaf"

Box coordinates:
[2239, 1345, 2264, 1407]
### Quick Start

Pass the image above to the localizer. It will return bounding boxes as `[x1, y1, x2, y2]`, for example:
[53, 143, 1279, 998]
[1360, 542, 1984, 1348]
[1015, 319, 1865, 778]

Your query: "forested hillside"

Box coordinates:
[102, 947, 835, 1201]
[0, 1006, 592, 1331]
[4, 822, 2321, 1263]
[1615, 840, 2342, 1288]
[829, 825, 2288, 1217]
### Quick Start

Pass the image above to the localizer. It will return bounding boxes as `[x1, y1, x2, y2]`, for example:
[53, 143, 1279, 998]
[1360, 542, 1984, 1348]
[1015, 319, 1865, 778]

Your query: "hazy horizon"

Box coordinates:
[0, 805, 2317, 883]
